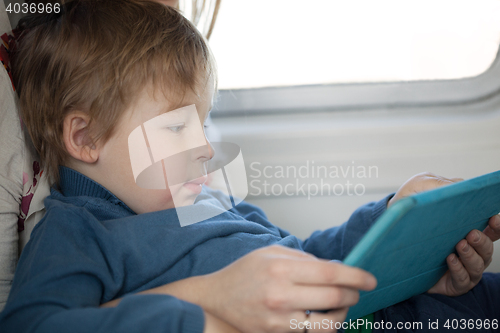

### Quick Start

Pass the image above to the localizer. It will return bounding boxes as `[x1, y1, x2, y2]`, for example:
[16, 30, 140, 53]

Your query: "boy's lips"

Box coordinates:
[186, 176, 208, 185]
[182, 176, 207, 194]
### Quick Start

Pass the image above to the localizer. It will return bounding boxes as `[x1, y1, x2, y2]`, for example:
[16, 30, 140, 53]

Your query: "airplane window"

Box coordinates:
[210, 0, 500, 89]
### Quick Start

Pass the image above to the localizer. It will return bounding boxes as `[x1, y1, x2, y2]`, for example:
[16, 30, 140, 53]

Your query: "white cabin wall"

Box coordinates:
[212, 92, 500, 272]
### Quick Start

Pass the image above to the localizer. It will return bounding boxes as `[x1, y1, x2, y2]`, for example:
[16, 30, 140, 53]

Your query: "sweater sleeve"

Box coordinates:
[0, 205, 205, 333]
[301, 194, 394, 261]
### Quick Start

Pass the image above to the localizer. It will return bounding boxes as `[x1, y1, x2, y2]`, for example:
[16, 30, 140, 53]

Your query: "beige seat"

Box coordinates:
[0, 0, 49, 311]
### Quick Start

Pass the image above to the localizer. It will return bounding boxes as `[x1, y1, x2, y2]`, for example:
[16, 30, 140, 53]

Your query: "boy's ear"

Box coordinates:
[63, 111, 100, 164]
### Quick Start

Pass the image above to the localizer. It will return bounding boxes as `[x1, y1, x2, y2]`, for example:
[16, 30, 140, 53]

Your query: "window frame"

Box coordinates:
[212, 48, 500, 117]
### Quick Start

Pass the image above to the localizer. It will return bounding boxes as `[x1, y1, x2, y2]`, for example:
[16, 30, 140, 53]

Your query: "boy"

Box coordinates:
[1, 1, 499, 332]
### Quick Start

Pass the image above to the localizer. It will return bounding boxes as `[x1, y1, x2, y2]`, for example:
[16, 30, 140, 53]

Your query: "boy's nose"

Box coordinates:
[196, 139, 214, 162]
[206, 140, 215, 160]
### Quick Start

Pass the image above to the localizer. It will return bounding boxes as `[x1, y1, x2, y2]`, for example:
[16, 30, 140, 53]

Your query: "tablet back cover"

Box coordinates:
[344, 170, 500, 321]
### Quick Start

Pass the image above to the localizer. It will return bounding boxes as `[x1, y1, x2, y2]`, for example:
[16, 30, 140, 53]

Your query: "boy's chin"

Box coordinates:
[169, 184, 202, 208]
[130, 185, 201, 214]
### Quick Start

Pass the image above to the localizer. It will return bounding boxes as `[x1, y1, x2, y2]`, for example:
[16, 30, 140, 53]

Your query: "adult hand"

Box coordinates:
[100, 245, 375, 332]
[199, 245, 377, 333]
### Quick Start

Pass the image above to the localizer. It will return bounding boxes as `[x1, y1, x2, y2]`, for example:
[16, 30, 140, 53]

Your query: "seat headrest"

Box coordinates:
[0, 1, 12, 36]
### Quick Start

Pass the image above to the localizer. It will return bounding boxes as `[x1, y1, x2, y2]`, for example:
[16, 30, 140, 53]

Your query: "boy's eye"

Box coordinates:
[166, 123, 185, 133]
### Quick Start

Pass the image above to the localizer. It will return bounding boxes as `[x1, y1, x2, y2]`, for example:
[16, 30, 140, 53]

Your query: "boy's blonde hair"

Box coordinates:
[12, 0, 216, 184]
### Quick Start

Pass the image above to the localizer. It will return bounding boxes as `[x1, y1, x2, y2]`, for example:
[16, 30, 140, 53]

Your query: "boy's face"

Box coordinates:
[93, 80, 214, 214]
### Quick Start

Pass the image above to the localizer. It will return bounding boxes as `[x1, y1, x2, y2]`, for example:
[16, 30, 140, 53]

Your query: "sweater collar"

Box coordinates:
[57, 166, 135, 214]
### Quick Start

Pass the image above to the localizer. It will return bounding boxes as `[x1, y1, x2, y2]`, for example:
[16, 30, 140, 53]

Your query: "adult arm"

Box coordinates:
[102, 245, 377, 333]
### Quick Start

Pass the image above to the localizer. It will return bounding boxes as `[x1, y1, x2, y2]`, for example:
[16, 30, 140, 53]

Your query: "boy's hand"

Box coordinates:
[427, 215, 500, 296]
[388, 172, 463, 208]
[389, 172, 500, 297]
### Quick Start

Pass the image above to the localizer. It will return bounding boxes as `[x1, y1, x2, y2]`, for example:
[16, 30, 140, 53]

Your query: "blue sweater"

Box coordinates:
[0, 167, 390, 333]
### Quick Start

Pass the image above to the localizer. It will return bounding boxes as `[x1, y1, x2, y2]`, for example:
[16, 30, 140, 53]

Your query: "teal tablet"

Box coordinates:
[343, 170, 500, 321]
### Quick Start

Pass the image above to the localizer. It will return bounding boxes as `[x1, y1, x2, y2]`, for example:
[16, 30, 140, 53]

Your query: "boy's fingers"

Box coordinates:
[425, 175, 461, 188]
[466, 229, 494, 268]
[447, 253, 471, 294]
[483, 215, 500, 243]
[411, 173, 459, 193]
[289, 260, 377, 291]
[450, 178, 464, 182]
[456, 239, 484, 284]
